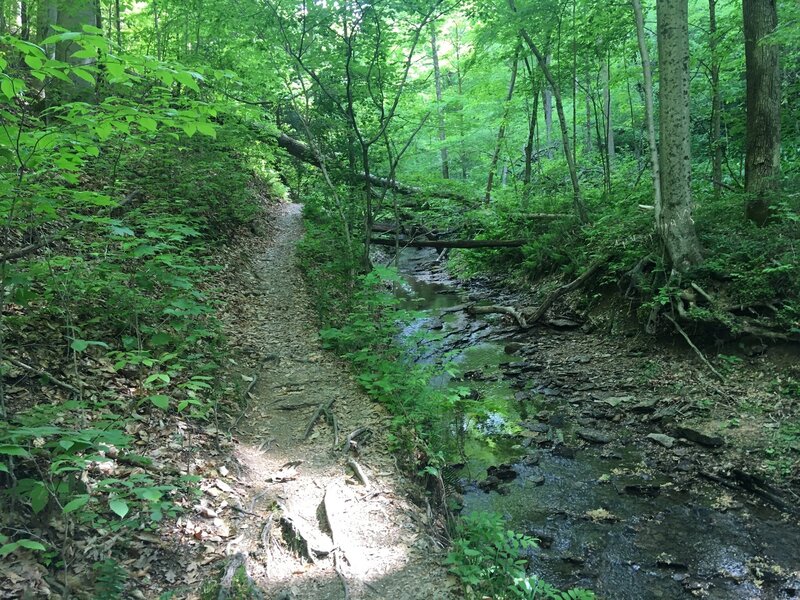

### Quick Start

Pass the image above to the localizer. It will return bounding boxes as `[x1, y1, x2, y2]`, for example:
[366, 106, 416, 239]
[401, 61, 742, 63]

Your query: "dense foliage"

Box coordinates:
[0, 0, 797, 597]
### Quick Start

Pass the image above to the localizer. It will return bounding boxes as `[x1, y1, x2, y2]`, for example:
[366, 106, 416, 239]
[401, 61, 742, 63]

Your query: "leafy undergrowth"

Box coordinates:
[298, 203, 595, 600]
[407, 158, 799, 340]
[0, 32, 279, 597]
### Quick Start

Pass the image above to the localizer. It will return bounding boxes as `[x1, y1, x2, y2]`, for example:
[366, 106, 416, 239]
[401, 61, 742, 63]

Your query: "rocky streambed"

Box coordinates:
[391, 248, 800, 599]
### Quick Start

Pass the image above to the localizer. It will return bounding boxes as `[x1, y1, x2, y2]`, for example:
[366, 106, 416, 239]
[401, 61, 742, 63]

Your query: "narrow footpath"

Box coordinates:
[218, 203, 455, 599]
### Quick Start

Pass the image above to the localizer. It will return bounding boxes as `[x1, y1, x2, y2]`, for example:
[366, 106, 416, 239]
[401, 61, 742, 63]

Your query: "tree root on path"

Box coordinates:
[347, 457, 371, 488]
[342, 427, 371, 454]
[304, 397, 336, 440]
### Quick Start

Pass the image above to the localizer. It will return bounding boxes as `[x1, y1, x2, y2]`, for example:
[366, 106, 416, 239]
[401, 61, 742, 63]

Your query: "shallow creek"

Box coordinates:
[391, 248, 800, 600]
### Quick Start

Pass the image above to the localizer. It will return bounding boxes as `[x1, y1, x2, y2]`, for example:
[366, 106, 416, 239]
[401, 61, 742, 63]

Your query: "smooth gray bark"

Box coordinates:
[656, 0, 702, 271]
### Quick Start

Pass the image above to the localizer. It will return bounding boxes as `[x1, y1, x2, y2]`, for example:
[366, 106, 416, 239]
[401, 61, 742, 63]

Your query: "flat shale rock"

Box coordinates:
[647, 433, 676, 448]
[576, 428, 612, 444]
[674, 424, 724, 448]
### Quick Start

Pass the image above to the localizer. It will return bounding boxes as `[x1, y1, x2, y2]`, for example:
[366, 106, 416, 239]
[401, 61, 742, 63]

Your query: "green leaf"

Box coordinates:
[140, 488, 163, 502]
[196, 122, 216, 138]
[71, 49, 97, 59]
[0, 543, 19, 557]
[138, 117, 158, 132]
[16, 540, 46, 552]
[1, 77, 15, 99]
[30, 482, 49, 514]
[24, 55, 43, 70]
[63, 495, 90, 513]
[71, 339, 90, 352]
[0, 445, 30, 458]
[109, 498, 129, 518]
[72, 67, 95, 84]
[182, 122, 197, 137]
[149, 395, 170, 410]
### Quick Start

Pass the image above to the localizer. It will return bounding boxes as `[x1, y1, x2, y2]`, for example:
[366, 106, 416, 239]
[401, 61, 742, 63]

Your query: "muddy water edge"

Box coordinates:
[388, 247, 800, 600]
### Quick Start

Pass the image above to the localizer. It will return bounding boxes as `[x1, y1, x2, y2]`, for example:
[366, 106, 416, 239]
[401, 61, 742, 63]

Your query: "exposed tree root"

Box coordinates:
[467, 305, 528, 328]
[347, 457, 371, 488]
[303, 397, 336, 440]
[664, 314, 725, 382]
[527, 261, 603, 324]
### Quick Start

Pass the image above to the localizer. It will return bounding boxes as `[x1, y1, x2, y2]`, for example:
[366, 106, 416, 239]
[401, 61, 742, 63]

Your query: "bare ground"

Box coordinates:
[214, 202, 456, 599]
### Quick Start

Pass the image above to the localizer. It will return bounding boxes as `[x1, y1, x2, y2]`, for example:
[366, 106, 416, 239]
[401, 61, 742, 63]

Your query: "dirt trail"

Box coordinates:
[220, 203, 454, 599]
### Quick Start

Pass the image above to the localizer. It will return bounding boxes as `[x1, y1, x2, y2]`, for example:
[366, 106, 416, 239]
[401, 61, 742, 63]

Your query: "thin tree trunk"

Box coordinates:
[523, 57, 540, 206]
[632, 0, 662, 221]
[453, 23, 468, 179]
[20, 0, 28, 39]
[585, 75, 592, 153]
[709, 0, 723, 198]
[656, 0, 702, 271]
[430, 26, 449, 179]
[543, 58, 554, 158]
[114, 0, 122, 47]
[512, 6, 588, 223]
[603, 54, 616, 164]
[743, 0, 780, 225]
[485, 48, 520, 203]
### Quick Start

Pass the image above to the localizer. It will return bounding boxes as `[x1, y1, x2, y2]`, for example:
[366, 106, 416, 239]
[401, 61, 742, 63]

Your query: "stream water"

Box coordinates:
[392, 248, 800, 600]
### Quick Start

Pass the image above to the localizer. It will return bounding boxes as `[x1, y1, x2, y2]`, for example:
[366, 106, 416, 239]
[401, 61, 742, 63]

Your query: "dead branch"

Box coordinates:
[467, 305, 527, 328]
[303, 397, 336, 440]
[5, 357, 81, 395]
[664, 314, 725, 382]
[528, 261, 603, 324]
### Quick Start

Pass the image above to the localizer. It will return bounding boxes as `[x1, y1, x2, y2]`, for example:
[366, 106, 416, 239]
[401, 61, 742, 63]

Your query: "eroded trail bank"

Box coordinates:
[214, 203, 455, 599]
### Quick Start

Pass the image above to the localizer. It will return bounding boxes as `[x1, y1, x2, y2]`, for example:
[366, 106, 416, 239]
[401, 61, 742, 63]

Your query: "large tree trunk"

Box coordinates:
[709, 0, 723, 198]
[743, 0, 780, 225]
[631, 0, 661, 219]
[657, 0, 702, 272]
[485, 48, 520, 203]
[430, 26, 450, 179]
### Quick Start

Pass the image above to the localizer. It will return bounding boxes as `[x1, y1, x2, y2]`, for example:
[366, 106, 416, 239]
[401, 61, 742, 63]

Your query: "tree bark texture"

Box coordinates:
[743, 0, 781, 225]
[656, 0, 702, 271]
